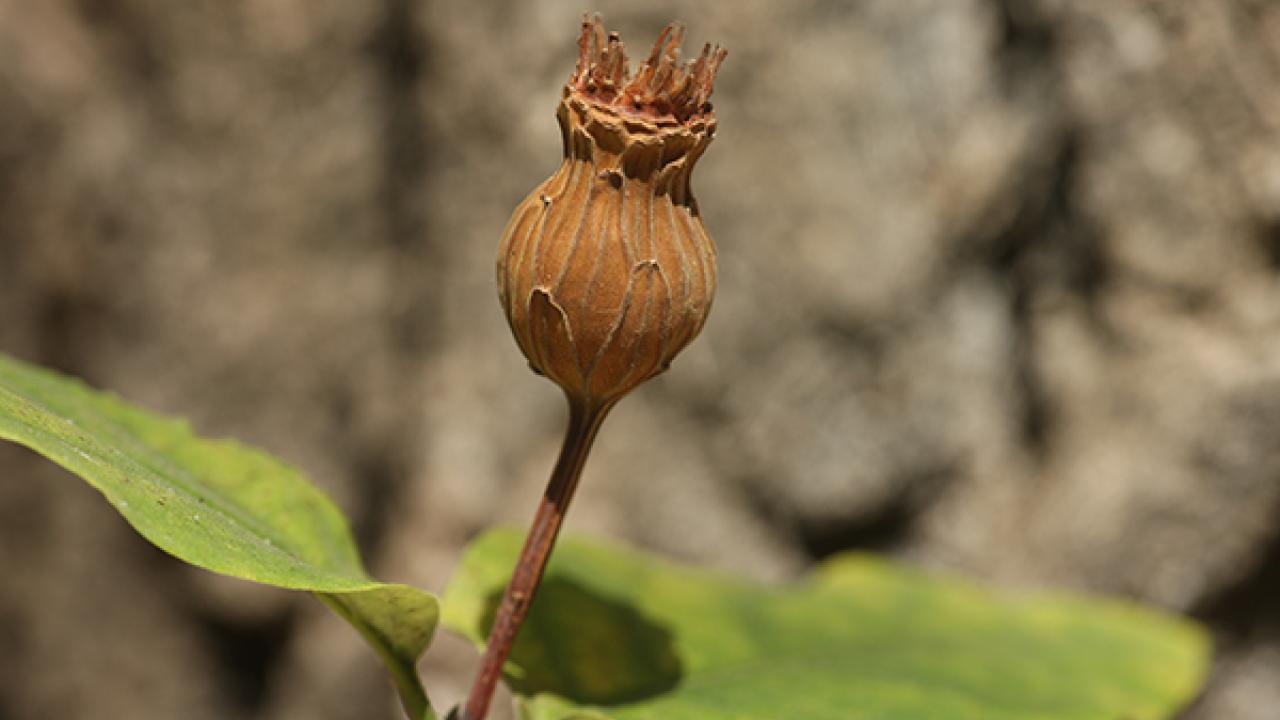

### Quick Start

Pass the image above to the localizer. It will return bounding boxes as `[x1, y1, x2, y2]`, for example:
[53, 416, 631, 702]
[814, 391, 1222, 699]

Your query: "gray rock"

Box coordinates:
[1, 0, 1277, 717]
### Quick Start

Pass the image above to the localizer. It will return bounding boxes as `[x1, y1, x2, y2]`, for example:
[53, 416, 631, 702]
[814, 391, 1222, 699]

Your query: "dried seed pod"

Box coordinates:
[498, 15, 727, 410]
[465, 18, 727, 720]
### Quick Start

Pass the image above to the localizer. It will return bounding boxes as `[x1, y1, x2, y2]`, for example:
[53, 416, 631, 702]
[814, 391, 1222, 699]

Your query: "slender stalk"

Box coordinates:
[461, 397, 610, 720]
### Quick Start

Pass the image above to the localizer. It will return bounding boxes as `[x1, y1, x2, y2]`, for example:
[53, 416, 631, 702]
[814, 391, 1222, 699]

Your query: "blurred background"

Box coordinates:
[1, 1, 1278, 718]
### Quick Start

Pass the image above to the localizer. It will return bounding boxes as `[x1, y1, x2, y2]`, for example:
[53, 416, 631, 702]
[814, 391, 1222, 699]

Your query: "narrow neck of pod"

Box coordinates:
[556, 94, 714, 208]
[545, 395, 612, 508]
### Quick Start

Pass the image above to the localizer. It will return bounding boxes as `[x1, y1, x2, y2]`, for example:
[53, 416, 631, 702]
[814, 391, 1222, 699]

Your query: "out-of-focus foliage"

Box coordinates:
[445, 529, 1209, 720]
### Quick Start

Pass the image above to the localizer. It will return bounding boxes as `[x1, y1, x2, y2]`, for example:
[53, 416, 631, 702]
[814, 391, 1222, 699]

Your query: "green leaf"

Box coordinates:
[0, 352, 438, 720]
[444, 529, 1210, 720]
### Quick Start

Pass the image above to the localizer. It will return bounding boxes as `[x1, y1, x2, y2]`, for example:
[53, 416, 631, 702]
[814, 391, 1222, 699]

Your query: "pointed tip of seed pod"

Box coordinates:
[570, 14, 726, 124]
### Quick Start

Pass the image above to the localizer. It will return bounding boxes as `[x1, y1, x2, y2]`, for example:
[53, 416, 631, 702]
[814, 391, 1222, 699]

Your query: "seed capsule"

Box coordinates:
[497, 15, 726, 410]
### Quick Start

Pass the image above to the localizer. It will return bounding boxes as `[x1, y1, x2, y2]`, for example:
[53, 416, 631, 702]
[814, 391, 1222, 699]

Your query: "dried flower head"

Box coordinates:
[465, 18, 727, 720]
[497, 14, 727, 410]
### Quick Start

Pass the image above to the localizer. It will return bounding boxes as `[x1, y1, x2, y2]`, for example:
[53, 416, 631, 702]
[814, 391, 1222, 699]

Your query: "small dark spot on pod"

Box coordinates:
[599, 169, 623, 189]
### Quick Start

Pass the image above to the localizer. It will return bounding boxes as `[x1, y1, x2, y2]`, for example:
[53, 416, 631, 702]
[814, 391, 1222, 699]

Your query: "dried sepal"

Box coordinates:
[571, 14, 727, 123]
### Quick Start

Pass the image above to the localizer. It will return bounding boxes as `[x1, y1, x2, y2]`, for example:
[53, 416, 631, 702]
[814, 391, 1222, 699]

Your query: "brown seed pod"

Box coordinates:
[465, 18, 727, 720]
[497, 14, 726, 410]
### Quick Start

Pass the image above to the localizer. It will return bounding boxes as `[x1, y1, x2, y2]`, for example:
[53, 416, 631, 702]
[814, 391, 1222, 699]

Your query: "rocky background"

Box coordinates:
[1, 1, 1278, 718]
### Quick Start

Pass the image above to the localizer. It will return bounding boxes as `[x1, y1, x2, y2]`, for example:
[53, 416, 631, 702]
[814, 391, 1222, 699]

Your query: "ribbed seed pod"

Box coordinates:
[463, 19, 727, 720]
[498, 15, 726, 410]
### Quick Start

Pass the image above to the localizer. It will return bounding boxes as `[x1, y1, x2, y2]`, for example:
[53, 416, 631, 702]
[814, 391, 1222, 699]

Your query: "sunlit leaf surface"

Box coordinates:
[0, 352, 438, 719]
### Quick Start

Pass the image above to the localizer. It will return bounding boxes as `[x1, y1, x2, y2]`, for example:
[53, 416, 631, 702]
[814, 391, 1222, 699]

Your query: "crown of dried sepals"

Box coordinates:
[497, 15, 726, 410]
[570, 15, 726, 123]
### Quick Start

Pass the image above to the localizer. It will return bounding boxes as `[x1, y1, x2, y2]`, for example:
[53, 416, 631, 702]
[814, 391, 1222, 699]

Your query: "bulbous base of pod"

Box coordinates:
[497, 92, 718, 408]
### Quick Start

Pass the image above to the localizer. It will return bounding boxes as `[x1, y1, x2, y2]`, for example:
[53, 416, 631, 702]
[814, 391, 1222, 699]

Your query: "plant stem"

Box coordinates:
[461, 397, 610, 720]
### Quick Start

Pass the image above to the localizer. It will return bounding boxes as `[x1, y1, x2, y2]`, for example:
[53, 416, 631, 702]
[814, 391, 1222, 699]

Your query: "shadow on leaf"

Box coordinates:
[480, 576, 682, 705]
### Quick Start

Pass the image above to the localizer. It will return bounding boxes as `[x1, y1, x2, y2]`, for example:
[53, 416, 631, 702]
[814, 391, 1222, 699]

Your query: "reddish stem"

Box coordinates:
[460, 397, 609, 720]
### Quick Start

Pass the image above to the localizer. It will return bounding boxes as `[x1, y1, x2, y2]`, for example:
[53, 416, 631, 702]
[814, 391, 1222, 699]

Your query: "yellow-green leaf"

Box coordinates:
[444, 529, 1209, 720]
[0, 352, 437, 719]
